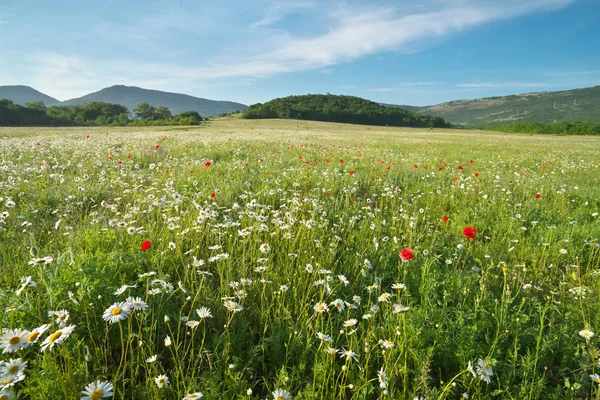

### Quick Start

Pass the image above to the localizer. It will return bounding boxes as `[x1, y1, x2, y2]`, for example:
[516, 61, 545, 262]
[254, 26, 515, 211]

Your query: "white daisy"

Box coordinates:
[81, 380, 114, 399]
[102, 302, 132, 324]
[40, 325, 75, 352]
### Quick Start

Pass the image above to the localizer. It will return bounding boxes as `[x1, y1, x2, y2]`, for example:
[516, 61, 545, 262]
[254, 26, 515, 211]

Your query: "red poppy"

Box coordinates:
[205, 161, 212, 168]
[85, 135, 90, 139]
[141, 240, 152, 251]
[400, 247, 414, 261]
[457, 166, 463, 170]
[463, 226, 477, 239]
[210, 192, 216, 198]
[535, 193, 541, 199]
[155, 145, 160, 149]
[443, 215, 449, 223]
[349, 170, 355, 176]
[339, 159, 344, 163]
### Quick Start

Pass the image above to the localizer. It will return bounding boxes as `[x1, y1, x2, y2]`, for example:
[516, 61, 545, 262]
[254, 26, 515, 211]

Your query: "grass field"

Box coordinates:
[0, 119, 599, 399]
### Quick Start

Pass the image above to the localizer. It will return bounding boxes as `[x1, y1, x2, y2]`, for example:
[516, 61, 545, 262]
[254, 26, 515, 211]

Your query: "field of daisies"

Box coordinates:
[0, 119, 599, 399]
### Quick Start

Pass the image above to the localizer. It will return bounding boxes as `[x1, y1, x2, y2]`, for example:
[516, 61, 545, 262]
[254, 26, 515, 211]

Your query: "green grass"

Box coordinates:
[0, 119, 599, 399]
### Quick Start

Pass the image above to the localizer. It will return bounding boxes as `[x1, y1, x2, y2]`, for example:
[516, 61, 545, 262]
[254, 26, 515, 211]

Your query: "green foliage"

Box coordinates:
[242, 94, 453, 128]
[486, 121, 600, 135]
[0, 100, 203, 126]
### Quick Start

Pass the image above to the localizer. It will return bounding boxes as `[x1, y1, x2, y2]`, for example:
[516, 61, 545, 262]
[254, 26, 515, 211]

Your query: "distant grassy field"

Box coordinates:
[0, 119, 599, 399]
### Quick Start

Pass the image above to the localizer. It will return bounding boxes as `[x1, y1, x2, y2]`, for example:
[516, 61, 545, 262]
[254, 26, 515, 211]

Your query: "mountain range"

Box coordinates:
[2, 84, 600, 125]
[0, 85, 247, 117]
[391, 85, 600, 126]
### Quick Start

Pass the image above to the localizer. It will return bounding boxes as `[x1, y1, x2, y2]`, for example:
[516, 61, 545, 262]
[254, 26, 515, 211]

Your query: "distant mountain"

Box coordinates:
[62, 85, 247, 117]
[391, 86, 600, 126]
[0, 85, 60, 106]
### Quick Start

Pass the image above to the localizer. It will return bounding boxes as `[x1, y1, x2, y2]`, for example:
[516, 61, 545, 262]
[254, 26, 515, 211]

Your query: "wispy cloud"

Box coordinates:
[21, 0, 579, 99]
[455, 81, 551, 88]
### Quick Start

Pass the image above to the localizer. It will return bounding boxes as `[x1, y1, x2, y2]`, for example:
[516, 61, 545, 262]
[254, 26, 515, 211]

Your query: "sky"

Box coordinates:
[0, 0, 599, 106]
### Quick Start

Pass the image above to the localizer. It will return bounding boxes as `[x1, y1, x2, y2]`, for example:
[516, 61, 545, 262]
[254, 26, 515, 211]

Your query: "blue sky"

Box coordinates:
[0, 0, 598, 105]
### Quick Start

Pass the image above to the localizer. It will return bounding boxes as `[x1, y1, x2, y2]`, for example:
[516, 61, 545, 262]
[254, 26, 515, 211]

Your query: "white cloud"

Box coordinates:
[21, 0, 578, 99]
[455, 81, 551, 88]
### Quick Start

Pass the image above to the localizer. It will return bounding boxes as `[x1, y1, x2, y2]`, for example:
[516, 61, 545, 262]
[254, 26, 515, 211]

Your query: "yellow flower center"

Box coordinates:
[9, 365, 18, 375]
[277, 396, 285, 400]
[8, 336, 21, 345]
[111, 307, 123, 316]
[48, 331, 63, 343]
[28, 331, 40, 342]
[317, 305, 324, 311]
[90, 389, 104, 400]
[484, 363, 489, 369]
[59, 314, 67, 320]
[189, 395, 198, 399]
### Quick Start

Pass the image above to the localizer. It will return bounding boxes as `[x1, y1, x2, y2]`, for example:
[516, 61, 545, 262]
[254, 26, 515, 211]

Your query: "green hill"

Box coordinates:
[242, 94, 451, 128]
[394, 86, 600, 127]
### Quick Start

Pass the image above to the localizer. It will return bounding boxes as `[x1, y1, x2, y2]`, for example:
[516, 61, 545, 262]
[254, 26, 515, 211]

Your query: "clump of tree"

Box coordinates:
[242, 94, 452, 128]
[485, 121, 600, 135]
[0, 100, 203, 127]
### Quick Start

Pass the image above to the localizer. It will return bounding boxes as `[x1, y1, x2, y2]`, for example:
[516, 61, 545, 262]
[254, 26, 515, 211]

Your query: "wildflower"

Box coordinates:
[183, 392, 203, 400]
[168, 242, 177, 251]
[24, 324, 49, 347]
[314, 303, 328, 313]
[443, 215, 449, 223]
[146, 355, 157, 363]
[164, 335, 172, 347]
[535, 193, 541, 199]
[339, 348, 359, 362]
[392, 304, 410, 313]
[115, 284, 137, 296]
[467, 361, 476, 378]
[1, 329, 29, 354]
[141, 240, 152, 251]
[126, 297, 148, 311]
[15, 276, 36, 296]
[379, 339, 395, 349]
[40, 325, 75, 352]
[579, 329, 594, 340]
[476, 359, 493, 383]
[559, 249, 568, 254]
[343, 319, 358, 328]
[224, 300, 243, 312]
[0, 358, 27, 378]
[330, 299, 345, 312]
[272, 389, 292, 400]
[196, 307, 213, 319]
[155, 375, 170, 388]
[81, 380, 114, 399]
[378, 292, 391, 302]
[590, 374, 600, 384]
[392, 283, 406, 290]
[316, 332, 333, 342]
[326, 347, 338, 355]
[102, 302, 132, 324]
[259, 243, 271, 253]
[377, 368, 387, 389]
[186, 320, 200, 329]
[338, 275, 349, 286]
[400, 248, 414, 261]
[463, 226, 477, 239]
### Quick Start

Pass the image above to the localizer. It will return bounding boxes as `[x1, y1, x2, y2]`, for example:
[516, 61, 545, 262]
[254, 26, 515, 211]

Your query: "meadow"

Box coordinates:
[0, 118, 599, 399]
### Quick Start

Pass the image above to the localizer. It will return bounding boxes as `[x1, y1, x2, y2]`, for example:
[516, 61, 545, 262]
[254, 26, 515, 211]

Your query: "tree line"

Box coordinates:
[484, 121, 600, 135]
[242, 94, 452, 128]
[0, 100, 203, 126]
